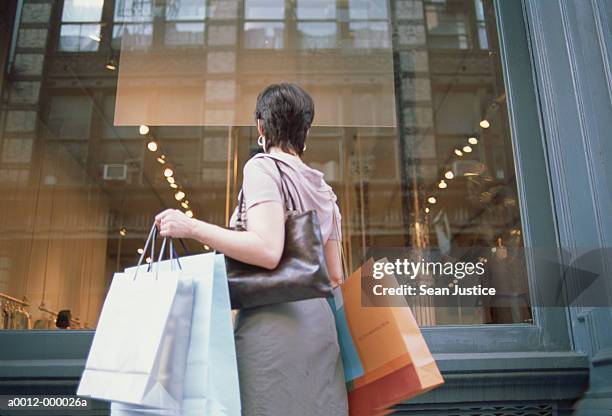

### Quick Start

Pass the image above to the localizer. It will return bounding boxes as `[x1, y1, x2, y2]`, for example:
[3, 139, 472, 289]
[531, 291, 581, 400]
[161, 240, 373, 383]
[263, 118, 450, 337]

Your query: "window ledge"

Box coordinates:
[434, 351, 589, 372]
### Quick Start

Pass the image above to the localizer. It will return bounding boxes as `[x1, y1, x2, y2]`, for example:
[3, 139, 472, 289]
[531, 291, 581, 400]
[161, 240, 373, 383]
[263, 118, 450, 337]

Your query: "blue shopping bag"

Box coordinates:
[328, 286, 365, 383]
[112, 253, 240, 416]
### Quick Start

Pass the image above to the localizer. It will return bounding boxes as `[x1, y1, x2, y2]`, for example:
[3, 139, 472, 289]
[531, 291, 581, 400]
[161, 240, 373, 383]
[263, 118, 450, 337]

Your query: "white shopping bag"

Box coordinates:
[78, 231, 194, 415]
[111, 253, 241, 416]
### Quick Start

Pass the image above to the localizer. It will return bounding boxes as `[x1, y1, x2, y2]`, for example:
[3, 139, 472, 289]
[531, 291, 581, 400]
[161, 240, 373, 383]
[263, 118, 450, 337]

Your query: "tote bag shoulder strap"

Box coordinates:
[236, 154, 304, 226]
[265, 155, 304, 212]
[330, 191, 349, 282]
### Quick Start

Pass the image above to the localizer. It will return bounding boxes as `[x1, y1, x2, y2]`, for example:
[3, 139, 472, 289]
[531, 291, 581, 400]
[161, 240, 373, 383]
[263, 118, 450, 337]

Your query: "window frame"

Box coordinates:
[420, 0, 570, 353]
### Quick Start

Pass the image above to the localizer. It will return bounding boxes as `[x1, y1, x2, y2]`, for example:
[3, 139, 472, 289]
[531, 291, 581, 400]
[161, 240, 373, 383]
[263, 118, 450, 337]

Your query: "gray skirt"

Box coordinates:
[234, 298, 349, 416]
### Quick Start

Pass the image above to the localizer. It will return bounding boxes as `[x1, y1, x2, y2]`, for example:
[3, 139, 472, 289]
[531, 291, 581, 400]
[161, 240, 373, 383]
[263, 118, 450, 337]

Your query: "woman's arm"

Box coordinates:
[155, 202, 285, 270]
[324, 239, 344, 287]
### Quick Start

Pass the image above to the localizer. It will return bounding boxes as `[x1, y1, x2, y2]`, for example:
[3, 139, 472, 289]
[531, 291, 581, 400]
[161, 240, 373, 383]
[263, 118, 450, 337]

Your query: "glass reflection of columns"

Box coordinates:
[392, 0, 437, 326]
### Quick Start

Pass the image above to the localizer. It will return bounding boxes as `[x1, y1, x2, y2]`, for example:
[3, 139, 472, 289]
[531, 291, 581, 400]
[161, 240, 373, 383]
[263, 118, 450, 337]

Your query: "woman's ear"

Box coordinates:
[257, 119, 265, 137]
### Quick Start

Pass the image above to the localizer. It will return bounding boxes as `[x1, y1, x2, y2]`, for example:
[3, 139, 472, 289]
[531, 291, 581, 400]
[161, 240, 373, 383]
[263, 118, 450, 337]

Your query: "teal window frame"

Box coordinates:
[421, 0, 571, 354]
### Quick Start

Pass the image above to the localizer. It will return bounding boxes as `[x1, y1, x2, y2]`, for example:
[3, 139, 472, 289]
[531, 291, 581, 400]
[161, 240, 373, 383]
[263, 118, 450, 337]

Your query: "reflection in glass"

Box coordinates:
[0, 0, 532, 329]
[47, 96, 92, 139]
[243, 23, 284, 49]
[297, 22, 337, 49]
[297, 0, 336, 20]
[59, 24, 102, 52]
[59, 0, 103, 52]
[102, 97, 138, 139]
[208, 25, 237, 46]
[1, 138, 33, 164]
[349, 22, 390, 49]
[474, 0, 489, 49]
[61, 0, 104, 22]
[348, 0, 388, 20]
[163, 0, 206, 47]
[112, 0, 154, 50]
[245, 0, 285, 20]
[165, 23, 205, 47]
[425, 0, 470, 49]
[207, 0, 239, 19]
[114, 0, 153, 22]
[165, 0, 206, 20]
[112, 24, 153, 50]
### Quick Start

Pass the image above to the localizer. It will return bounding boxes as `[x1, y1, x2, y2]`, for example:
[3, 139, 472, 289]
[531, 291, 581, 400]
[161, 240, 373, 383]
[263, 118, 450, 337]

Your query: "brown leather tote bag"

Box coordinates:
[225, 156, 333, 309]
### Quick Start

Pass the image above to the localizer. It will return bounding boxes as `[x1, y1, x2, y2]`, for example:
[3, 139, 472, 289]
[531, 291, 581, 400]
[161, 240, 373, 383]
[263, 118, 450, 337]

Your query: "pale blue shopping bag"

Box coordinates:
[112, 253, 240, 416]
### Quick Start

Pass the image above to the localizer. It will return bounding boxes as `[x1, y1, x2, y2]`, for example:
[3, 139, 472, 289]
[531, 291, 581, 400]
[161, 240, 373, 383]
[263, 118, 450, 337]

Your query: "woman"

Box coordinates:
[155, 83, 349, 415]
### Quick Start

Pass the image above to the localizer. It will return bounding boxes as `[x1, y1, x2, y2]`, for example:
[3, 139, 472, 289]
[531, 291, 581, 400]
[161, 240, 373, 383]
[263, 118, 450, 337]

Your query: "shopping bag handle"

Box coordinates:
[136, 223, 157, 269]
[156, 236, 182, 275]
[133, 224, 182, 280]
[170, 240, 183, 270]
[177, 238, 189, 256]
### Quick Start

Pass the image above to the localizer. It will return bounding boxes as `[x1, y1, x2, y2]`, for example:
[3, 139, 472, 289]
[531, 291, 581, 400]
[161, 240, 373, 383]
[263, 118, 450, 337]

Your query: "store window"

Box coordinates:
[1, 0, 534, 331]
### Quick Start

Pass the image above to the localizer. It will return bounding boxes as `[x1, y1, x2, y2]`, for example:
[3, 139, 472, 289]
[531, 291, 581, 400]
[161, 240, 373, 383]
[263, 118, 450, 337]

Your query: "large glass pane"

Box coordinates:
[0, 0, 532, 330]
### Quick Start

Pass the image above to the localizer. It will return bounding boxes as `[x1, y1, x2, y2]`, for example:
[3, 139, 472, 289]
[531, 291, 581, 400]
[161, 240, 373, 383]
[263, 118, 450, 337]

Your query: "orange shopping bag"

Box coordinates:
[337, 258, 443, 415]
[349, 363, 428, 416]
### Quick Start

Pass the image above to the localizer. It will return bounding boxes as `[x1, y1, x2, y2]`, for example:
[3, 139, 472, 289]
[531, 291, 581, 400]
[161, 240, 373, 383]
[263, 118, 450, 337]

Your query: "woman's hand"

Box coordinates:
[155, 209, 197, 239]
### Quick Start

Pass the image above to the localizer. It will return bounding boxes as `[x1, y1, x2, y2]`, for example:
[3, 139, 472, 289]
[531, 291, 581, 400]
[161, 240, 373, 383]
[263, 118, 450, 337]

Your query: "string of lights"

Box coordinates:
[118, 124, 195, 261]
[425, 116, 490, 214]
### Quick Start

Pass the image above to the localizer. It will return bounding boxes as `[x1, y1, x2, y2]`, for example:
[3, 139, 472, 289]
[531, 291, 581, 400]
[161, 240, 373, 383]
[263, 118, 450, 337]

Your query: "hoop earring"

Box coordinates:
[257, 135, 267, 152]
[303, 144, 307, 152]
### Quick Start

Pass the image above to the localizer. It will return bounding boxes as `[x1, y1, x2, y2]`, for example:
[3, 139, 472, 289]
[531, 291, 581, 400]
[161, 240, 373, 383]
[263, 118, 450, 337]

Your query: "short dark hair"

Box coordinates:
[255, 83, 314, 156]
